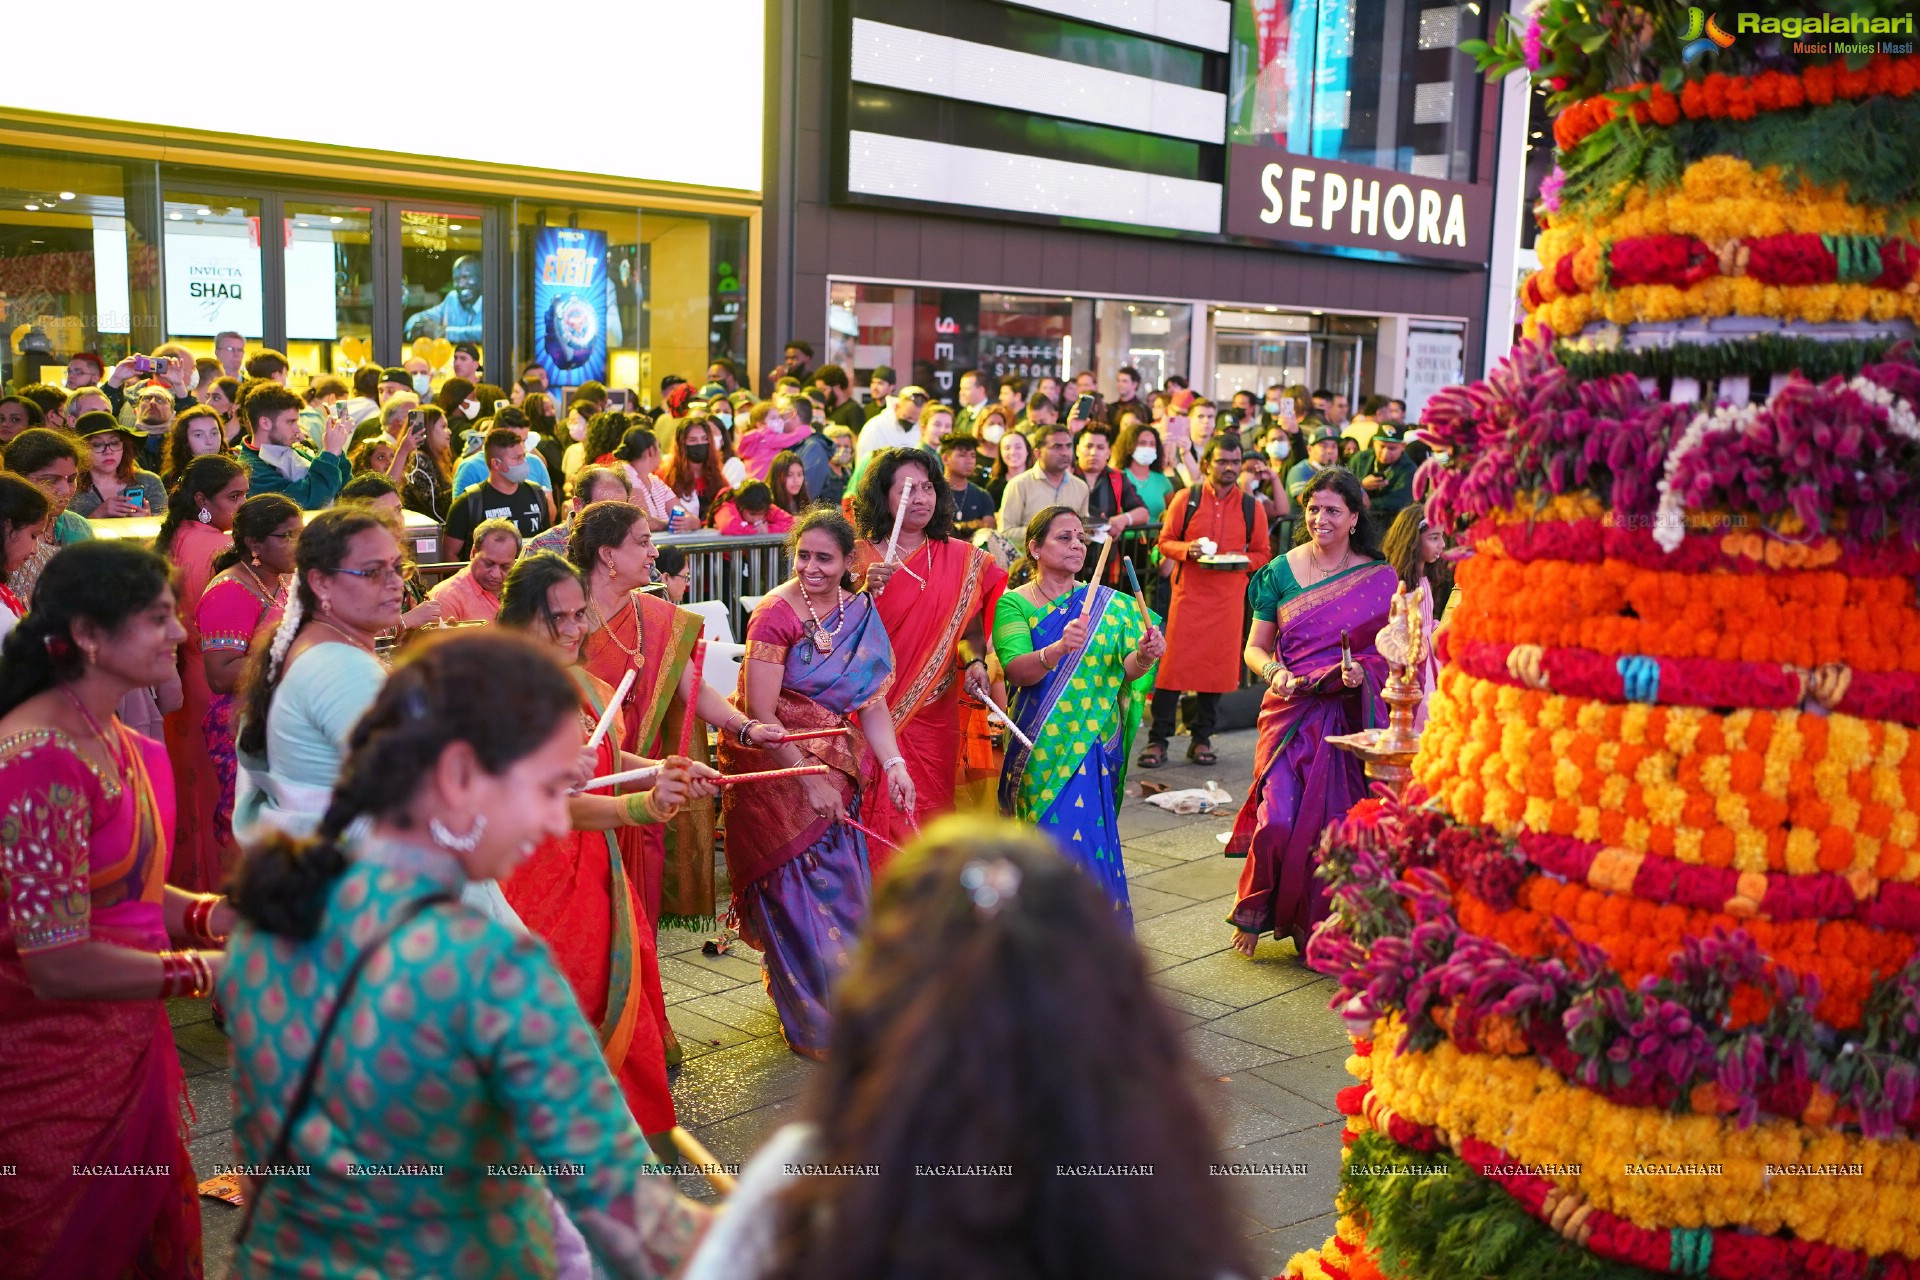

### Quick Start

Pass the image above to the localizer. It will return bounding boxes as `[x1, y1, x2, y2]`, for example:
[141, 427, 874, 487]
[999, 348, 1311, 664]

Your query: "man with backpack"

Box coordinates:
[1139, 432, 1271, 769]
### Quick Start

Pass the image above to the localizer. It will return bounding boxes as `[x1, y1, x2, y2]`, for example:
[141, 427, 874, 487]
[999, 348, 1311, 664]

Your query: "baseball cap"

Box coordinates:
[871, 365, 897, 384]
[697, 382, 728, 401]
[1374, 422, 1406, 444]
[380, 366, 411, 386]
[454, 342, 481, 360]
[899, 385, 929, 402]
[1308, 427, 1339, 446]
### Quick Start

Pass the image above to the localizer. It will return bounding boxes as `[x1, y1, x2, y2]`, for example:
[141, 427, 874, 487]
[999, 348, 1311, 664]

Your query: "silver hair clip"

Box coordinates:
[959, 859, 1022, 916]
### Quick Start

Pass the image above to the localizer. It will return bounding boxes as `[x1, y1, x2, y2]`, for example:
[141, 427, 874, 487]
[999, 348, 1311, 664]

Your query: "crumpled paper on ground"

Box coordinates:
[1142, 780, 1235, 814]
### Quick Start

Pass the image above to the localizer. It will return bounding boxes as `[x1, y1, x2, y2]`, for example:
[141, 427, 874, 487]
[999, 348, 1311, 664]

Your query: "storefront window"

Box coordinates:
[1229, 0, 1486, 181]
[0, 148, 145, 388]
[161, 193, 263, 363]
[400, 208, 485, 378]
[277, 201, 373, 383]
[1211, 309, 1375, 406]
[827, 283, 1191, 406]
[516, 205, 748, 406]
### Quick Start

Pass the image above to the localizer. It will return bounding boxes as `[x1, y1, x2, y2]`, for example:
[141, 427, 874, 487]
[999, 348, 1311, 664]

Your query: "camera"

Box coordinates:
[406, 409, 426, 434]
[131, 354, 169, 375]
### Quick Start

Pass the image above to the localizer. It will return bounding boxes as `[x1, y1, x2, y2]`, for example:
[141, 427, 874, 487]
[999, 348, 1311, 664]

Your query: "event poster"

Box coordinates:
[532, 226, 609, 389]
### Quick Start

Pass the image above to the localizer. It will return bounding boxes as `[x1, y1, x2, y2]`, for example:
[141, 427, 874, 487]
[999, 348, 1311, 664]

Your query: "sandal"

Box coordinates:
[1187, 741, 1217, 766]
[1136, 742, 1168, 769]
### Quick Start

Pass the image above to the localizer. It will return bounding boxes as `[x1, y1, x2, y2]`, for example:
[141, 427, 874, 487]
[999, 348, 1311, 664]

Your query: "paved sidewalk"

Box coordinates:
[182, 727, 1343, 1277]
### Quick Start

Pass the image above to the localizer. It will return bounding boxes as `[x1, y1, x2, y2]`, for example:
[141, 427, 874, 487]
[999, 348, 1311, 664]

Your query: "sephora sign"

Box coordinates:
[1225, 144, 1492, 266]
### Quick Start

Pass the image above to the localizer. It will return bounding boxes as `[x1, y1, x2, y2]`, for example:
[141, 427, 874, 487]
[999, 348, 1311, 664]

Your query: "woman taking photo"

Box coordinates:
[993, 507, 1162, 924]
[1382, 501, 1454, 729]
[658, 416, 727, 527]
[719, 509, 912, 1058]
[232, 507, 402, 846]
[197, 494, 302, 858]
[154, 454, 250, 893]
[1227, 468, 1396, 959]
[222, 632, 711, 1277]
[497, 552, 719, 1140]
[685, 818, 1247, 1280]
[69, 415, 165, 519]
[0, 475, 49, 641]
[985, 426, 1032, 507]
[0, 541, 233, 1280]
[158, 405, 229, 488]
[850, 448, 1003, 863]
[402, 404, 456, 522]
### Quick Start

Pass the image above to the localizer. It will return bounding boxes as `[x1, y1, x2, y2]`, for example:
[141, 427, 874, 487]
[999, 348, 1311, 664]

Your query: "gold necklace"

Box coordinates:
[800, 584, 847, 655]
[1307, 541, 1351, 583]
[587, 590, 646, 667]
[238, 561, 284, 608]
[315, 617, 377, 653]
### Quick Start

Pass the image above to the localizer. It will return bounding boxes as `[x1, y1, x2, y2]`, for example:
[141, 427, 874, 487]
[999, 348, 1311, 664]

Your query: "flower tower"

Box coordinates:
[1284, 7, 1920, 1279]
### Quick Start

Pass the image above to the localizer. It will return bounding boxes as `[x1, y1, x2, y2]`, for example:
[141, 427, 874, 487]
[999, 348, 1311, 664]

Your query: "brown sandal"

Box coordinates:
[1188, 742, 1217, 766]
[1136, 742, 1168, 769]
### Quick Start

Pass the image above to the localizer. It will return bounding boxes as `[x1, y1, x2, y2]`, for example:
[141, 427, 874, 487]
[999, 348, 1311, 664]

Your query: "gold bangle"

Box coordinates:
[626, 789, 677, 824]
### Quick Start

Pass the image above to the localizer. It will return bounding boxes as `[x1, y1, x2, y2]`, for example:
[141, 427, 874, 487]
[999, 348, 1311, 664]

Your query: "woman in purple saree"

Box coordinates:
[718, 511, 914, 1058]
[1227, 470, 1396, 962]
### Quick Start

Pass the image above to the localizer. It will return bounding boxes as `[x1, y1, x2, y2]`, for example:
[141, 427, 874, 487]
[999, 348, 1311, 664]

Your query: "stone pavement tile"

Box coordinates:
[1197, 1080, 1317, 1149]
[1114, 797, 1201, 837]
[1250, 1045, 1362, 1112]
[1131, 855, 1242, 901]
[1153, 952, 1320, 1010]
[1122, 821, 1237, 861]
[1154, 986, 1237, 1023]
[1207, 982, 1349, 1059]
[174, 1020, 229, 1072]
[1225, 1122, 1346, 1229]
[1128, 883, 1197, 922]
[185, 1070, 233, 1135]
[667, 1005, 762, 1058]
[679, 1096, 804, 1183]
[670, 948, 768, 987]
[1259, 1211, 1340, 1272]
[189, 1130, 242, 1279]
[1135, 898, 1245, 960]
[1184, 1027, 1287, 1076]
[1135, 944, 1187, 973]
[1221, 1072, 1342, 1138]
[678, 992, 784, 1039]
[168, 996, 212, 1028]
[670, 1036, 818, 1129]
[658, 954, 753, 995]
[1117, 844, 1186, 872]
[660, 976, 708, 1005]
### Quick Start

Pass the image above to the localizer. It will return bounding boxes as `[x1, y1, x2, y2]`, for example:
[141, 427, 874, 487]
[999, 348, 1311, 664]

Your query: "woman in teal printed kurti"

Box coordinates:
[994, 506, 1163, 926]
[222, 632, 712, 1278]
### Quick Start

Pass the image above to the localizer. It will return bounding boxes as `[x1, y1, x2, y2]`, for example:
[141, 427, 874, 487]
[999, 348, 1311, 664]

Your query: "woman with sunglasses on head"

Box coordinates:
[222, 632, 712, 1278]
[496, 552, 720, 1143]
[196, 494, 302, 858]
[0, 541, 233, 1280]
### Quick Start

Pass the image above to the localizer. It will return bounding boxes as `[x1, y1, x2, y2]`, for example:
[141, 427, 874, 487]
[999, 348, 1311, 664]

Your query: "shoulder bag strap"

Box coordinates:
[232, 892, 456, 1248]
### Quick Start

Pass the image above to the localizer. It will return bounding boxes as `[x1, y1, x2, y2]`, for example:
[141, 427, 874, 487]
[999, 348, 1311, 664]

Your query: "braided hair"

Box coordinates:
[229, 631, 579, 938]
[234, 507, 392, 757]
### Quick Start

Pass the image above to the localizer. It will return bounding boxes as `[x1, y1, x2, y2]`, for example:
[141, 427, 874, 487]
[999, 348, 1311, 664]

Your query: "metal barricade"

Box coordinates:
[657, 531, 790, 637]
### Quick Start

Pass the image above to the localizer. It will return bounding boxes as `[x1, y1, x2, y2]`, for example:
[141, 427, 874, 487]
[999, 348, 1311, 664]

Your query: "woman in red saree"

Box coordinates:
[155, 455, 251, 893]
[1227, 470, 1395, 962]
[850, 448, 1004, 870]
[497, 551, 720, 1138]
[0, 542, 234, 1280]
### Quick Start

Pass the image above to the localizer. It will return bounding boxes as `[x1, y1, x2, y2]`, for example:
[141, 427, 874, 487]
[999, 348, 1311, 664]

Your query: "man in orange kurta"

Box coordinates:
[1143, 433, 1271, 767]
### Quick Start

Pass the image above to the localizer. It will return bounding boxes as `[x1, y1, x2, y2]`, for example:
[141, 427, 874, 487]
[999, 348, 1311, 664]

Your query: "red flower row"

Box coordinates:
[1524, 235, 1920, 310]
[1463, 517, 1920, 579]
[1518, 829, 1920, 935]
[1552, 54, 1920, 151]
[1448, 637, 1920, 729]
[1342, 1085, 1920, 1280]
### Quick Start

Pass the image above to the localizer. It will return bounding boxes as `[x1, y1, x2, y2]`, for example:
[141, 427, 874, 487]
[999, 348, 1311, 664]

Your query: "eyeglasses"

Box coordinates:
[330, 560, 406, 584]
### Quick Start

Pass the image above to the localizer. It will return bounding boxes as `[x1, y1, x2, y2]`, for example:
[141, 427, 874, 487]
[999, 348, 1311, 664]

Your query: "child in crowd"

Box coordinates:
[714, 480, 793, 536]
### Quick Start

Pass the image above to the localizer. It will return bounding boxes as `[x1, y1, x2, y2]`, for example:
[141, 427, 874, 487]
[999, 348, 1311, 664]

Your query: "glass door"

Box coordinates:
[399, 207, 486, 381]
[282, 200, 374, 384]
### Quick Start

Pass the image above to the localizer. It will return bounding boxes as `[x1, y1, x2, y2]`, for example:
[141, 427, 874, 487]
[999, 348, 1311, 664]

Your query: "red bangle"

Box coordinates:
[185, 894, 226, 945]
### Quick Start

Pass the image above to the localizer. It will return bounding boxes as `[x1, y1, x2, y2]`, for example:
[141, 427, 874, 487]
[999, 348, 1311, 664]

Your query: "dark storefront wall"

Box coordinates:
[760, 0, 1502, 383]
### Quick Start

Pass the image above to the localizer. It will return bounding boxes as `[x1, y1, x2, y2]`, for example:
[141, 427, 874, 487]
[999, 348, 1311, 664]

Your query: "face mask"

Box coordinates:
[568, 415, 587, 442]
[1266, 442, 1288, 460]
[502, 459, 531, 483]
[1132, 446, 1157, 466]
[1264, 399, 1280, 414]
[461, 399, 480, 419]
[715, 412, 733, 429]
[982, 422, 1006, 444]
[413, 374, 432, 395]
[684, 443, 711, 464]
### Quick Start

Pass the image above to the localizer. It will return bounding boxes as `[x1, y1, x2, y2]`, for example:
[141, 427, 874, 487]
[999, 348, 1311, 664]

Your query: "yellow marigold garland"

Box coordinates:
[1367, 1017, 1920, 1257]
[1415, 669, 1920, 886]
[1525, 278, 1920, 341]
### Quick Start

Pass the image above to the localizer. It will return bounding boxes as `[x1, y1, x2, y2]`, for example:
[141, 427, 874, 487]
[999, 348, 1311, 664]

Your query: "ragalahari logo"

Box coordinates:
[1680, 8, 1737, 63]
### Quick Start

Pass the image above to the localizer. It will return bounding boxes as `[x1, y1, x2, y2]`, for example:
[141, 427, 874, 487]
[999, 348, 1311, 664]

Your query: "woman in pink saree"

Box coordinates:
[1227, 470, 1395, 961]
[0, 542, 234, 1279]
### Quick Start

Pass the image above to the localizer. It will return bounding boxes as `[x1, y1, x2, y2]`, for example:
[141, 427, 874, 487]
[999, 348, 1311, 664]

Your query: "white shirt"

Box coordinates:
[256, 441, 311, 482]
[855, 408, 920, 461]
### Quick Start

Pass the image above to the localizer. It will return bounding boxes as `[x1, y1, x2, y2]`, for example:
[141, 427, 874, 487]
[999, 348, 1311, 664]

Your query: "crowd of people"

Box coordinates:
[0, 335, 1454, 1278]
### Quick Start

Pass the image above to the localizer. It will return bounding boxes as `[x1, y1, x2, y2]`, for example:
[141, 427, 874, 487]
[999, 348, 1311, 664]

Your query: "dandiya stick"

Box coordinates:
[1121, 557, 1153, 624]
[844, 816, 903, 855]
[576, 764, 662, 793]
[676, 637, 706, 758]
[884, 477, 913, 563]
[714, 764, 830, 787]
[777, 726, 850, 743]
[982, 698, 1035, 751]
[586, 669, 635, 750]
[1080, 533, 1116, 623]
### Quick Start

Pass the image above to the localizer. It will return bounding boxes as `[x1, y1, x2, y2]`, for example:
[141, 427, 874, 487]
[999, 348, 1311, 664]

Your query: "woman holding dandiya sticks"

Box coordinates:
[0, 542, 235, 1279]
[851, 447, 1005, 861]
[497, 551, 720, 1140]
[720, 509, 913, 1059]
[994, 506, 1164, 926]
[1226, 467, 1395, 960]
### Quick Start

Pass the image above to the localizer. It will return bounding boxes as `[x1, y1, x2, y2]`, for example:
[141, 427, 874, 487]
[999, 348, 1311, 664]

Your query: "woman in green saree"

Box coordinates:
[993, 506, 1163, 926]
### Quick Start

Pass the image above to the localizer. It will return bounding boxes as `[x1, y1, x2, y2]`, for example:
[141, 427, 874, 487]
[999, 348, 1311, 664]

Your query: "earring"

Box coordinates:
[429, 814, 487, 853]
[321, 597, 333, 616]
[197, 508, 212, 524]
